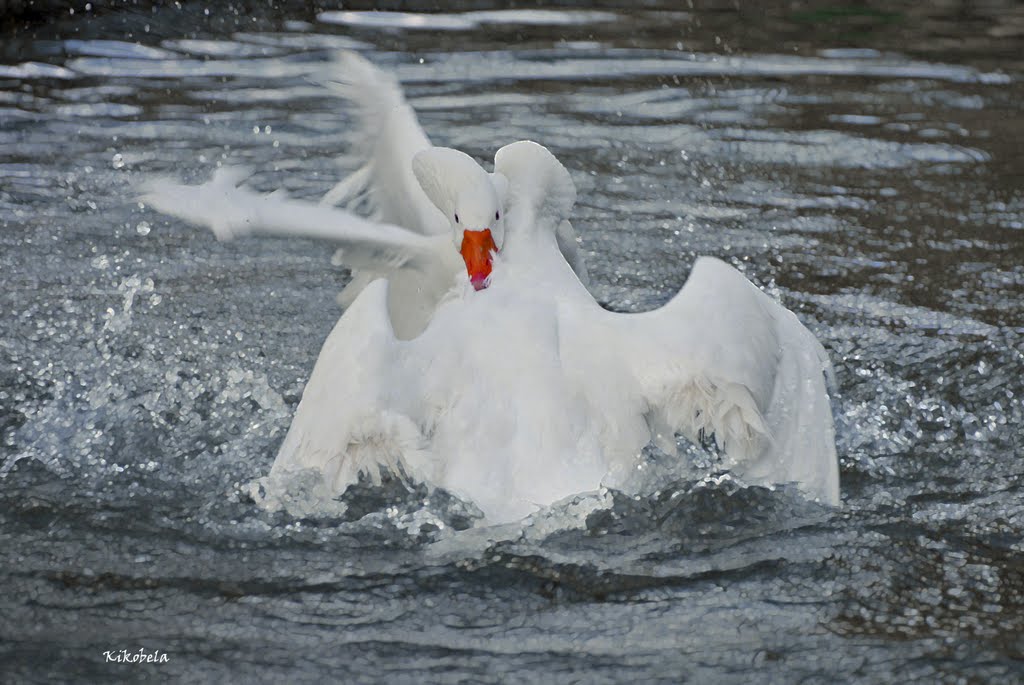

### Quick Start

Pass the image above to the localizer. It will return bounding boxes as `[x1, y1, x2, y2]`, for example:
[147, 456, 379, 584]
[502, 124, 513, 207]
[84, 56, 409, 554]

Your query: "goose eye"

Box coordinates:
[495, 211, 500, 221]
[454, 213, 460, 224]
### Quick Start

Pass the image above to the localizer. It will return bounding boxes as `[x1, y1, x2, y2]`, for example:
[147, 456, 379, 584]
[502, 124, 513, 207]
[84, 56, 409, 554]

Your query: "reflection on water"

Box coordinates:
[1, 2, 1022, 682]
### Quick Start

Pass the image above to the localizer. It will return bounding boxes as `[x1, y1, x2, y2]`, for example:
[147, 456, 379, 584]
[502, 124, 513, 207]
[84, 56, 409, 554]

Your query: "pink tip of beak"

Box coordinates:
[460, 228, 497, 292]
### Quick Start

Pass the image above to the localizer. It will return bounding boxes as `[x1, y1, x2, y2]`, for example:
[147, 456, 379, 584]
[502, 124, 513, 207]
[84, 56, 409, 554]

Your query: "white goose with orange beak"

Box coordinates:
[141, 51, 589, 341]
[252, 140, 839, 523]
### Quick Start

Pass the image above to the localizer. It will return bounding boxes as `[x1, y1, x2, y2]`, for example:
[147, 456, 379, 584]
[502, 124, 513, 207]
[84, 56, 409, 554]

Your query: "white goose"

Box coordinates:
[251, 142, 838, 523]
[142, 51, 588, 340]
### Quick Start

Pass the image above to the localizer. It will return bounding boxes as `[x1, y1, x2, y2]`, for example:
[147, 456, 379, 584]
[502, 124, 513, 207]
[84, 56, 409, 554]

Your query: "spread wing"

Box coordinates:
[141, 168, 442, 270]
[139, 169, 459, 339]
[317, 51, 447, 236]
[607, 257, 839, 504]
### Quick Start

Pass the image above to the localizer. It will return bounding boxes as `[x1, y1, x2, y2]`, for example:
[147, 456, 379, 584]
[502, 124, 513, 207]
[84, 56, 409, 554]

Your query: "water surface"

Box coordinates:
[1, 2, 1023, 683]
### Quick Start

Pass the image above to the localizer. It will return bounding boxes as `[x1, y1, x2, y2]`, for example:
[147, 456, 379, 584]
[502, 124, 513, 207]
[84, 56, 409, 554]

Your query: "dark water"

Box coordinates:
[2, 3, 1023, 683]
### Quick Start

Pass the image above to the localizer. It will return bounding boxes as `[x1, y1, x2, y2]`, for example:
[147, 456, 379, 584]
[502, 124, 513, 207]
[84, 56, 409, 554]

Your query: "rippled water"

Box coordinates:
[2, 3, 1023, 683]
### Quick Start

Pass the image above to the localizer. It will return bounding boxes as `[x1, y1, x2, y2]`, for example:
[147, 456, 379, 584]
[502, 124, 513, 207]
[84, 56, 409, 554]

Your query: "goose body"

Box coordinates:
[263, 142, 839, 522]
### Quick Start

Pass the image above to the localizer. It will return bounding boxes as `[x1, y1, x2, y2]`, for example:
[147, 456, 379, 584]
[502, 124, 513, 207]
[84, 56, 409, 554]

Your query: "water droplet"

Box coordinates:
[111, 153, 125, 169]
[136, 221, 151, 236]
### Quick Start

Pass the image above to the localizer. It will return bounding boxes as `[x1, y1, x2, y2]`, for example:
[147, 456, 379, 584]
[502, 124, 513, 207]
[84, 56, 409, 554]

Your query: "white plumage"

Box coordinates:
[143, 53, 839, 524]
[266, 141, 838, 522]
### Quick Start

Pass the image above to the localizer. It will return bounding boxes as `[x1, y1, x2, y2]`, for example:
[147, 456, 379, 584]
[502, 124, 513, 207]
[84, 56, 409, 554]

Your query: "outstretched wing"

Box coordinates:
[317, 51, 447, 236]
[607, 257, 839, 504]
[140, 169, 460, 339]
[140, 168, 444, 271]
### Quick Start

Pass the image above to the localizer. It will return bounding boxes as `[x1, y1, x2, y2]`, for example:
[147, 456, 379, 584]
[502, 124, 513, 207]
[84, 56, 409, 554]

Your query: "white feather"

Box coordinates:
[139, 172, 460, 339]
[316, 51, 447, 236]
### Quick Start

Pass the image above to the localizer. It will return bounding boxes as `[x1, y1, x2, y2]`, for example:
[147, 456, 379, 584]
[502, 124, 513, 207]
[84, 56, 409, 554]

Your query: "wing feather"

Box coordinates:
[610, 257, 839, 504]
[317, 51, 447, 235]
[140, 169, 442, 272]
[140, 169, 459, 339]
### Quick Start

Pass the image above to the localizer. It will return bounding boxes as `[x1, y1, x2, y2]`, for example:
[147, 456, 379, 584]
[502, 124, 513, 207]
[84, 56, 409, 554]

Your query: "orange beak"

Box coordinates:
[460, 228, 497, 291]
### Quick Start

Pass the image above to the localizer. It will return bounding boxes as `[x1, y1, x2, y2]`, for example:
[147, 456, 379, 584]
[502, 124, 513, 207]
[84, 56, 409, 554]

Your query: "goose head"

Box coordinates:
[413, 147, 508, 291]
